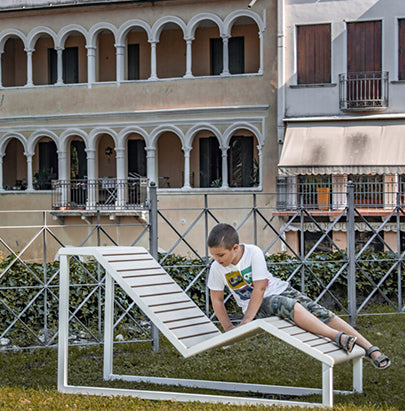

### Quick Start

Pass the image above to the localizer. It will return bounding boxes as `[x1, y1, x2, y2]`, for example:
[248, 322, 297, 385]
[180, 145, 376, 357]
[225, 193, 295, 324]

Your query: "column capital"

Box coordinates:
[115, 147, 125, 158]
[57, 150, 67, 160]
[182, 145, 192, 154]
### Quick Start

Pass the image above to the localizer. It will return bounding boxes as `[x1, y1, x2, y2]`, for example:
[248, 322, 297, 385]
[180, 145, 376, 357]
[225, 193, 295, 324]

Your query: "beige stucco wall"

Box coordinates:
[0, 0, 281, 259]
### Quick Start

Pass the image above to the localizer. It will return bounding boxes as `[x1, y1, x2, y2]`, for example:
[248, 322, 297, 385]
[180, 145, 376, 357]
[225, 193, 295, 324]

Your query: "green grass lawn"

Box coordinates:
[0, 312, 403, 410]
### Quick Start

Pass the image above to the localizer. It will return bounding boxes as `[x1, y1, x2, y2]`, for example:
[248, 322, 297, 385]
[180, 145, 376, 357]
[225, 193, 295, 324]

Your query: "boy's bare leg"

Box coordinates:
[327, 316, 387, 366]
[293, 303, 388, 367]
[293, 302, 339, 341]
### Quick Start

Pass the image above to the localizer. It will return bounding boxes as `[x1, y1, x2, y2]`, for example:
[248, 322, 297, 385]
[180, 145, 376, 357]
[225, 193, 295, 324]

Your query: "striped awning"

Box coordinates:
[278, 123, 405, 175]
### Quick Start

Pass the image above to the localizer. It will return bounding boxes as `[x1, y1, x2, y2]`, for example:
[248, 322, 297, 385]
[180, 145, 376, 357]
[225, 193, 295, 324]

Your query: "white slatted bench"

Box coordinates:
[57, 246, 364, 408]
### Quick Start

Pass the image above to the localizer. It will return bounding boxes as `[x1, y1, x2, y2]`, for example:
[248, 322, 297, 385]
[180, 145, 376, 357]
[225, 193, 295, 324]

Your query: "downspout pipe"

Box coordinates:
[277, 0, 286, 157]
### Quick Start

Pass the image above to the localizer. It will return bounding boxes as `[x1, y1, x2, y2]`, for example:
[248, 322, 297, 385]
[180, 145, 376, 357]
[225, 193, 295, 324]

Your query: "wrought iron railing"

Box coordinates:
[276, 178, 401, 211]
[339, 71, 389, 111]
[51, 177, 148, 211]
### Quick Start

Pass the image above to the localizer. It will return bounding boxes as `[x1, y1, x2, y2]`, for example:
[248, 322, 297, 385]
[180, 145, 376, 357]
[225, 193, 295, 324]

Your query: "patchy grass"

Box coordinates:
[0, 312, 404, 410]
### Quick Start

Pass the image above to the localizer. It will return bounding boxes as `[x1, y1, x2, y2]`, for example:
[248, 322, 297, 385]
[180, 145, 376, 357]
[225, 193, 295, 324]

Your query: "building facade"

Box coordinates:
[0, 0, 279, 256]
[277, 0, 405, 253]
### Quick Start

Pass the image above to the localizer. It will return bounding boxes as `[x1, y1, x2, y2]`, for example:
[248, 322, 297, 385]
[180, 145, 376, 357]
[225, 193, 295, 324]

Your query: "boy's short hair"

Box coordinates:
[207, 223, 239, 250]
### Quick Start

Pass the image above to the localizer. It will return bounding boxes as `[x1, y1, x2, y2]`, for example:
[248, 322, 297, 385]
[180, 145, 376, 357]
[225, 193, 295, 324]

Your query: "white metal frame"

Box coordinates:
[57, 246, 364, 408]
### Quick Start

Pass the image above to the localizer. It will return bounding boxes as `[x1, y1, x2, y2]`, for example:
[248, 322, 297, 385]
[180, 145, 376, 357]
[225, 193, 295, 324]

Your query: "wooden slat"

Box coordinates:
[172, 323, 221, 340]
[168, 317, 213, 330]
[123, 274, 175, 288]
[104, 254, 151, 262]
[137, 283, 183, 297]
[119, 268, 167, 277]
[141, 293, 189, 306]
[180, 333, 220, 348]
[157, 307, 205, 323]
[151, 301, 196, 313]
[108, 260, 160, 271]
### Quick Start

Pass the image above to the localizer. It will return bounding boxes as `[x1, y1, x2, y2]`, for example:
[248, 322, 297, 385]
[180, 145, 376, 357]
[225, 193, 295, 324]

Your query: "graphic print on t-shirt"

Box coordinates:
[225, 266, 253, 300]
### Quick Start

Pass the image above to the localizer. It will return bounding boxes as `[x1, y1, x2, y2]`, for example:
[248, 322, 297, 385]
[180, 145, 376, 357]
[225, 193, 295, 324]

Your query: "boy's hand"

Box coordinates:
[238, 279, 267, 326]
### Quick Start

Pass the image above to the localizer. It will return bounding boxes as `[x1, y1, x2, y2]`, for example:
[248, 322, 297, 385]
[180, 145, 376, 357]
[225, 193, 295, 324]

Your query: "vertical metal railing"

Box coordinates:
[339, 71, 389, 110]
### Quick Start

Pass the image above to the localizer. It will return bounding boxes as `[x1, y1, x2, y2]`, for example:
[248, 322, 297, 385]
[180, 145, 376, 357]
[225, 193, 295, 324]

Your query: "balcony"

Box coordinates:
[51, 177, 148, 212]
[339, 71, 388, 111]
[276, 177, 404, 216]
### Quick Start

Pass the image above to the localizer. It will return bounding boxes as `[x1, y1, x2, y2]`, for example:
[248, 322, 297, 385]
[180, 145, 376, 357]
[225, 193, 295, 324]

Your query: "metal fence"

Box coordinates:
[0, 182, 404, 351]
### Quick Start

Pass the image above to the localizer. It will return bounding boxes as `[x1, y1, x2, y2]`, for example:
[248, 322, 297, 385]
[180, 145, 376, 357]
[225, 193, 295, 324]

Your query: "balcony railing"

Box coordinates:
[276, 178, 404, 211]
[339, 71, 388, 111]
[51, 177, 148, 211]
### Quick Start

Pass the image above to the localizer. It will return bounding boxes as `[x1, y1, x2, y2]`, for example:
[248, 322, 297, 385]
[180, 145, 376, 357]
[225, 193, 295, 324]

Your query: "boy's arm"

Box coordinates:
[238, 279, 267, 327]
[210, 289, 234, 332]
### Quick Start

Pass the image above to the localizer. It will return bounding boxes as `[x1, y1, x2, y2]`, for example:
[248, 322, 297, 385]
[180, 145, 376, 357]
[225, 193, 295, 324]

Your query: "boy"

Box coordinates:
[207, 223, 390, 370]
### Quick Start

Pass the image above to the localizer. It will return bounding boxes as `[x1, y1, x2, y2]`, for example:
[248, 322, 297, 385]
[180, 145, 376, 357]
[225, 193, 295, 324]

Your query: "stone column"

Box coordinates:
[85, 148, 96, 209]
[0, 154, 4, 192]
[221, 145, 229, 188]
[25, 152, 34, 191]
[56, 47, 64, 85]
[182, 146, 192, 189]
[25, 49, 34, 87]
[0, 51, 3, 87]
[221, 36, 230, 76]
[145, 147, 156, 184]
[257, 145, 263, 188]
[115, 43, 125, 83]
[115, 147, 126, 208]
[258, 31, 264, 75]
[57, 150, 68, 206]
[86, 45, 96, 86]
[184, 38, 194, 78]
[149, 41, 158, 80]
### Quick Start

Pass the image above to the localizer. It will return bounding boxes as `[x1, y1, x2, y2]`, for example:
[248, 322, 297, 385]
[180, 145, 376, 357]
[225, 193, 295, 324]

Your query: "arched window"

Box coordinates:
[157, 132, 184, 188]
[228, 132, 259, 187]
[3, 139, 27, 190]
[2, 36, 27, 87]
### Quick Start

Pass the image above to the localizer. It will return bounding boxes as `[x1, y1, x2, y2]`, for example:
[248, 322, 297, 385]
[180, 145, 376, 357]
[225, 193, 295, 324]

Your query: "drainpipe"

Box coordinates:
[277, 0, 286, 158]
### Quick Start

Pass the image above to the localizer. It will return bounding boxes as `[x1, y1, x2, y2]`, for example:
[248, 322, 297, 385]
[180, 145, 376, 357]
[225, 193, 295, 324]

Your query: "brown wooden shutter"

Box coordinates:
[399, 19, 405, 80]
[297, 24, 331, 84]
[347, 20, 382, 73]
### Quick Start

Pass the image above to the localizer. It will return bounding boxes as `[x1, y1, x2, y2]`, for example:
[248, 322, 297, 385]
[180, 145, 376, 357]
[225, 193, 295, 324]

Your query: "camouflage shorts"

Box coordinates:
[256, 285, 335, 324]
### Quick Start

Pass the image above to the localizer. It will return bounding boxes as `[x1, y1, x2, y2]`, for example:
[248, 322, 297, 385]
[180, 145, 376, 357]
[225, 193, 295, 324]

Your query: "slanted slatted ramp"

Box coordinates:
[57, 246, 364, 408]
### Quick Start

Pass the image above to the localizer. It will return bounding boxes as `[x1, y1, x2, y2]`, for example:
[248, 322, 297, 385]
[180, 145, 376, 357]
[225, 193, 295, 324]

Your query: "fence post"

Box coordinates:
[346, 181, 357, 327]
[148, 181, 159, 351]
[204, 194, 210, 316]
[42, 212, 48, 345]
[396, 181, 402, 311]
[253, 194, 257, 245]
[300, 195, 305, 293]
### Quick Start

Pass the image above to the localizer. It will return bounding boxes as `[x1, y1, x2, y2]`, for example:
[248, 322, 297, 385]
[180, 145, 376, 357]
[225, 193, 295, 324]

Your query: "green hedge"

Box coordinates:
[0, 251, 403, 347]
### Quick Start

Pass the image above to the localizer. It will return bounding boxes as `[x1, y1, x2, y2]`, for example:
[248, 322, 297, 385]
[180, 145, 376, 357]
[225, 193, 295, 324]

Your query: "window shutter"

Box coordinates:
[297, 24, 331, 84]
[399, 19, 405, 80]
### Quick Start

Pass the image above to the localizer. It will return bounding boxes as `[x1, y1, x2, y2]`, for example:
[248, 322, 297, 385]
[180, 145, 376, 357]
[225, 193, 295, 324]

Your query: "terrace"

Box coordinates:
[275, 176, 405, 217]
[51, 176, 149, 213]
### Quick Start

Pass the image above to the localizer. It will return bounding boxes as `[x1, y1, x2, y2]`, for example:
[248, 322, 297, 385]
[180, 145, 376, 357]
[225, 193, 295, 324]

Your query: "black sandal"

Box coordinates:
[335, 331, 357, 353]
[365, 346, 391, 370]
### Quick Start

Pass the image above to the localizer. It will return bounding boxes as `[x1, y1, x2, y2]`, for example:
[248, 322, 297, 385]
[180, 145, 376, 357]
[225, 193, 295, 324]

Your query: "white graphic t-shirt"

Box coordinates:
[207, 244, 289, 313]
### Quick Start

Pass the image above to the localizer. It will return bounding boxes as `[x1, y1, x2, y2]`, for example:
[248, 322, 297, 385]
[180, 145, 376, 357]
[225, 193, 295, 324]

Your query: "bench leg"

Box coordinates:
[322, 363, 333, 408]
[353, 357, 363, 393]
[103, 273, 114, 380]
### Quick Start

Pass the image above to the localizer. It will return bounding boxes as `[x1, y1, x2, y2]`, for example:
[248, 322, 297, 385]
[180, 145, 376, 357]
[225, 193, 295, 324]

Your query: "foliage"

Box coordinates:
[0, 250, 403, 347]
